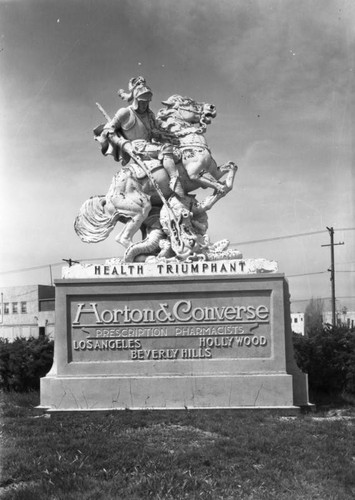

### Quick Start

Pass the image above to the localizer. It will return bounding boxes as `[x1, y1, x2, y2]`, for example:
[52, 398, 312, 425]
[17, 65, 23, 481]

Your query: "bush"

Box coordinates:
[0, 336, 54, 391]
[293, 326, 355, 399]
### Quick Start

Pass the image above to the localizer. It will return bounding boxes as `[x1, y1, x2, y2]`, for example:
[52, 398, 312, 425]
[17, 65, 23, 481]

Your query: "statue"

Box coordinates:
[74, 77, 240, 262]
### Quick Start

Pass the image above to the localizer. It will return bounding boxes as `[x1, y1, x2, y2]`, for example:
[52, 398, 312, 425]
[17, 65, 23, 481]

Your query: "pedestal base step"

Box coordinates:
[40, 373, 296, 411]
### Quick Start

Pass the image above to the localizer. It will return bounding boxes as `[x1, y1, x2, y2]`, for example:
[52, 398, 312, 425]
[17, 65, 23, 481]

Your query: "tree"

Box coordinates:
[293, 325, 355, 400]
[304, 298, 324, 335]
[340, 306, 348, 326]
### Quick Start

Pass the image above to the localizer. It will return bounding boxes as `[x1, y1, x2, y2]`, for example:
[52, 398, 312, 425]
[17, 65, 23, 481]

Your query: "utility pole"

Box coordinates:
[0, 293, 3, 324]
[62, 258, 80, 267]
[321, 227, 344, 327]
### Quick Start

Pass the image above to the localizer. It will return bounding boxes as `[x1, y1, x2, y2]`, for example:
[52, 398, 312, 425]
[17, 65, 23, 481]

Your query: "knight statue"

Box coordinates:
[94, 76, 184, 196]
[75, 76, 240, 262]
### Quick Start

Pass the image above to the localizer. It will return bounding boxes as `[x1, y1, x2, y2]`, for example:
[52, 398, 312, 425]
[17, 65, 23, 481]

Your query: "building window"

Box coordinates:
[294, 318, 298, 323]
[4, 303, 9, 314]
[21, 302, 27, 314]
[12, 302, 18, 314]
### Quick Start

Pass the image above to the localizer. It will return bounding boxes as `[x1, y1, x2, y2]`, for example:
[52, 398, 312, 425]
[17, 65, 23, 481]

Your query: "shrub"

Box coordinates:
[293, 326, 355, 398]
[0, 336, 54, 391]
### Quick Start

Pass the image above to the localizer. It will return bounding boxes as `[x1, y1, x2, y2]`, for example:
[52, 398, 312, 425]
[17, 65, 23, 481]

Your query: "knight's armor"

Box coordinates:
[105, 106, 176, 164]
[115, 106, 155, 141]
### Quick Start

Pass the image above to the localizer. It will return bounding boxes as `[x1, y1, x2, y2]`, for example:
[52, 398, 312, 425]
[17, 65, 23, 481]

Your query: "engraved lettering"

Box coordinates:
[73, 303, 102, 324]
[101, 309, 114, 323]
[156, 303, 174, 322]
[256, 305, 269, 320]
[173, 300, 192, 322]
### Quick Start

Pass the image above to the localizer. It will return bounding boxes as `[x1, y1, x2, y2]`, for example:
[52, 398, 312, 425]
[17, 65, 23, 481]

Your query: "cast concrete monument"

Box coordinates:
[40, 77, 311, 411]
[74, 76, 240, 263]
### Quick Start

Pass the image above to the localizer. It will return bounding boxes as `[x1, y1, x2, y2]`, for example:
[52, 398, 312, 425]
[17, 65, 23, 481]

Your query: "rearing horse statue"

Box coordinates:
[74, 95, 237, 262]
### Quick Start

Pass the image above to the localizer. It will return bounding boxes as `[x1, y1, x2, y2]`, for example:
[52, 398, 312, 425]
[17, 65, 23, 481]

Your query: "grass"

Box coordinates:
[1, 392, 355, 499]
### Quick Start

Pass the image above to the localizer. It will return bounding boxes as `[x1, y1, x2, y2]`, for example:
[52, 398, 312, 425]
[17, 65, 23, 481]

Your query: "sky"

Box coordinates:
[0, 0, 354, 313]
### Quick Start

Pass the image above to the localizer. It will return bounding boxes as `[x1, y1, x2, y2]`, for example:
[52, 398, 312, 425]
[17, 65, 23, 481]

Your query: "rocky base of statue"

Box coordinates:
[39, 273, 312, 412]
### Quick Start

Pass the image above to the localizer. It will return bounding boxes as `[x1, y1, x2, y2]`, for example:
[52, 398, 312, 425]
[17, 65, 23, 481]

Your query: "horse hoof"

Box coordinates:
[216, 184, 227, 195]
[220, 161, 237, 172]
[115, 235, 132, 248]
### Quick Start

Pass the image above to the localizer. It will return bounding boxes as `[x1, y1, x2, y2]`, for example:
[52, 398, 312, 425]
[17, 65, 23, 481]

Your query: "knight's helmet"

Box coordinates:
[118, 76, 152, 103]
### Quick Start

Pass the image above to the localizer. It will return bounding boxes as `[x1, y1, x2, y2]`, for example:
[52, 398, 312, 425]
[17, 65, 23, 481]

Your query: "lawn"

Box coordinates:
[1, 391, 354, 500]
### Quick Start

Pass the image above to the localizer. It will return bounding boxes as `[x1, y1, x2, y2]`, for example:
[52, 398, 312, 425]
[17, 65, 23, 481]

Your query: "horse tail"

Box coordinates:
[74, 196, 118, 243]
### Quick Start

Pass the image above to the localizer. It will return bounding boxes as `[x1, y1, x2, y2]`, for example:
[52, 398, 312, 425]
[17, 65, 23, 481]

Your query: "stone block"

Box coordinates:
[40, 273, 310, 411]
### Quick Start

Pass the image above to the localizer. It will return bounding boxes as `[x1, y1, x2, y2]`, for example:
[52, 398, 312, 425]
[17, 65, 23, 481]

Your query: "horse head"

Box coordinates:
[158, 95, 216, 130]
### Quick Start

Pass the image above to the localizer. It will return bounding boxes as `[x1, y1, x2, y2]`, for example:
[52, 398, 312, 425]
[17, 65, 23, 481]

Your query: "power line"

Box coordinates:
[288, 271, 327, 278]
[0, 256, 120, 276]
[230, 227, 355, 247]
[231, 227, 355, 246]
[230, 230, 326, 246]
[0, 227, 354, 276]
[0, 262, 62, 275]
[288, 270, 354, 278]
[291, 296, 355, 303]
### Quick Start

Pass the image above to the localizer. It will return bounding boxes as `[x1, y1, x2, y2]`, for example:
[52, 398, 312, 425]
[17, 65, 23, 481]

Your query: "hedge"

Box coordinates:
[1, 328, 354, 398]
[0, 336, 54, 391]
[293, 325, 355, 398]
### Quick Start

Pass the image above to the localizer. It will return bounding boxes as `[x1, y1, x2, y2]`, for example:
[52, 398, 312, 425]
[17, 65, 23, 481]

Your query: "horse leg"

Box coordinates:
[184, 159, 227, 193]
[198, 172, 228, 193]
[114, 195, 152, 248]
[116, 212, 149, 248]
[105, 179, 152, 248]
[208, 158, 238, 181]
[193, 162, 238, 213]
[217, 161, 238, 192]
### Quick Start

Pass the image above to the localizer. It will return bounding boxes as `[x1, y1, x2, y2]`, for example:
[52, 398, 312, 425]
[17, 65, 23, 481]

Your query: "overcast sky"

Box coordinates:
[0, 0, 354, 312]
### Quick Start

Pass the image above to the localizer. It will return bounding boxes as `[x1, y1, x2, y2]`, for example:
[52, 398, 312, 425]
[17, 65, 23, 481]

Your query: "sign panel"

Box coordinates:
[69, 291, 271, 362]
[63, 259, 278, 279]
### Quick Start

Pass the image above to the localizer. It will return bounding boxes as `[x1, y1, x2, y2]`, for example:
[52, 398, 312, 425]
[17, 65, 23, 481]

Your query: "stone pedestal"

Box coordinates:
[40, 273, 310, 411]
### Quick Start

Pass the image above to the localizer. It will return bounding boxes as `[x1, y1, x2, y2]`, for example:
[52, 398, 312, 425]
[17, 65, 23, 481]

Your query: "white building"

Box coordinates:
[0, 285, 55, 341]
[322, 310, 355, 329]
[291, 312, 305, 335]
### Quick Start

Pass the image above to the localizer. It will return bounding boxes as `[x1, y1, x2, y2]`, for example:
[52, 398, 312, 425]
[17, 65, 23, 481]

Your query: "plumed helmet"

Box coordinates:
[118, 76, 152, 102]
[128, 76, 146, 91]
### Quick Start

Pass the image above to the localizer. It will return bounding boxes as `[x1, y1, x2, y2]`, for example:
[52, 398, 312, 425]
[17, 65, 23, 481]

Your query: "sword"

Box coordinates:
[96, 102, 111, 121]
